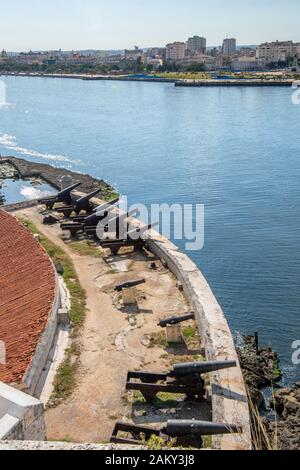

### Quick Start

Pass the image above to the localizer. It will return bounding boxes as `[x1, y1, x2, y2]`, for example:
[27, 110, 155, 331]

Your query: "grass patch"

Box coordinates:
[133, 391, 182, 408]
[67, 239, 102, 258]
[144, 434, 176, 450]
[18, 217, 86, 405]
[202, 435, 212, 449]
[106, 191, 119, 202]
[182, 325, 197, 340]
[168, 354, 205, 366]
[157, 72, 211, 80]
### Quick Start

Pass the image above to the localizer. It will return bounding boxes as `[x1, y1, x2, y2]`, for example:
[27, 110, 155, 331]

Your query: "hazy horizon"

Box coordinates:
[0, 0, 299, 52]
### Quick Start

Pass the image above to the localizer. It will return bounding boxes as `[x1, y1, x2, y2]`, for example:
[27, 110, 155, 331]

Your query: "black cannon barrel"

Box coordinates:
[108, 208, 140, 225]
[94, 197, 119, 216]
[57, 182, 81, 201]
[127, 222, 159, 239]
[158, 313, 195, 328]
[106, 209, 140, 236]
[115, 279, 146, 292]
[170, 360, 237, 378]
[164, 420, 242, 437]
[60, 222, 83, 229]
[83, 211, 109, 227]
[56, 205, 75, 213]
[40, 182, 81, 205]
[76, 188, 102, 206]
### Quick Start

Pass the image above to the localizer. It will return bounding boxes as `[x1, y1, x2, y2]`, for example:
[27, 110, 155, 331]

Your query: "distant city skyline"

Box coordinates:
[0, 0, 299, 51]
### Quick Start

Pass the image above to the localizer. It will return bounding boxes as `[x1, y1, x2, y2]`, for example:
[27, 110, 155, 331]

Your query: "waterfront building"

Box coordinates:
[256, 40, 296, 63]
[171, 54, 216, 71]
[222, 38, 237, 55]
[186, 36, 207, 55]
[142, 56, 163, 69]
[166, 42, 186, 61]
[231, 57, 265, 72]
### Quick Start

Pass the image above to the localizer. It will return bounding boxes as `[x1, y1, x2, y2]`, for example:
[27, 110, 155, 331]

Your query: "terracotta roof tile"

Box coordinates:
[0, 209, 56, 384]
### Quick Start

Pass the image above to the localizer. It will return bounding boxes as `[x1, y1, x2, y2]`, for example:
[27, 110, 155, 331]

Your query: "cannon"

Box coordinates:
[158, 313, 195, 328]
[79, 197, 120, 227]
[68, 196, 120, 224]
[60, 197, 120, 236]
[110, 419, 242, 447]
[127, 222, 159, 240]
[100, 238, 145, 255]
[84, 209, 140, 239]
[125, 360, 237, 402]
[55, 188, 102, 217]
[105, 209, 140, 237]
[61, 223, 84, 237]
[115, 279, 146, 292]
[39, 182, 81, 210]
[99, 222, 158, 255]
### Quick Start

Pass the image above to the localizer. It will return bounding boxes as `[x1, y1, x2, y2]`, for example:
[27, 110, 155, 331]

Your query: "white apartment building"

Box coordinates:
[256, 41, 297, 63]
[186, 36, 207, 54]
[166, 42, 186, 60]
[222, 38, 237, 55]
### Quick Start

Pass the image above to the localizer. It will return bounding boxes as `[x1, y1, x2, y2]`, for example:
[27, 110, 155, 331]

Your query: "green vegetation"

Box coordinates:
[202, 435, 212, 449]
[133, 391, 182, 408]
[144, 434, 176, 451]
[67, 239, 102, 258]
[157, 72, 210, 80]
[18, 217, 86, 405]
[106, 191, 119, 202]
[109, 415, 119, 421]
[182, 325, 197, 340]
[272, 359, 282, 382]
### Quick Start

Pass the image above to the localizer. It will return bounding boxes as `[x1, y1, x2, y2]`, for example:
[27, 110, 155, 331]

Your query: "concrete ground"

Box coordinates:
[15, 206, 211, 444]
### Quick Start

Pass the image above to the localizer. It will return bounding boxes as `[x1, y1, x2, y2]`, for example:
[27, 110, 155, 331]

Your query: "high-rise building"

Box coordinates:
[165, 42, 186, 60]
[222, 38, 237, 55]
[186, 36, 207, 55]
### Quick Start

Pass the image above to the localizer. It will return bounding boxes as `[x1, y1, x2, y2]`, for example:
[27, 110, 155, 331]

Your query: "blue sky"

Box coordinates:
[1, 0, 299, 51]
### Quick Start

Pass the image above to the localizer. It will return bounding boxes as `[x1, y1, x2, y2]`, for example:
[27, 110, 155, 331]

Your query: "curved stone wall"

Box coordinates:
[147, 233, 252, 450]
[85, 193, 252, 450]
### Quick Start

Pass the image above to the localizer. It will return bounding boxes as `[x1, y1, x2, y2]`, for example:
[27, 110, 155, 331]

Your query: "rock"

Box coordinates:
[237, 334, 282, 410]
[0, 156, 115, 197]
[269, 384, 300, 450]
[55, 261, 64, 275]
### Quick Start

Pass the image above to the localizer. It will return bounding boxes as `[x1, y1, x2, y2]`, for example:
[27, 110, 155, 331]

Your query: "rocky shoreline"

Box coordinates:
[0, 156, 117, 200]
[237, 335, 299, 450]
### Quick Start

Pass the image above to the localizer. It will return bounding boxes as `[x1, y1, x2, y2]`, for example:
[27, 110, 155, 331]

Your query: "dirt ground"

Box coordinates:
[15, 206, 211, 444]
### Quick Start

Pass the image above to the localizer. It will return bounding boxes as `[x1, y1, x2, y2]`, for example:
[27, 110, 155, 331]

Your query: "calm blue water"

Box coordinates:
[1, 76, 299, 383]
[0, 178, 55, 205]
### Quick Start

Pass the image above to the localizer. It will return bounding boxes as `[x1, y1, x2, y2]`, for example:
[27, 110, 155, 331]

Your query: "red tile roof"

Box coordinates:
[0, 209, 56, 384]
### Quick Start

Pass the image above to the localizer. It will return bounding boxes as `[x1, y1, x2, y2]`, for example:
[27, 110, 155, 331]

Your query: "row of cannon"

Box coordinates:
[110, 307, 242, 447]
[39, 182, 156, 254]
[39, 184, 243, 448]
